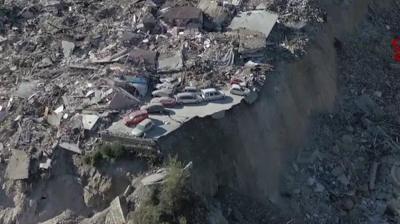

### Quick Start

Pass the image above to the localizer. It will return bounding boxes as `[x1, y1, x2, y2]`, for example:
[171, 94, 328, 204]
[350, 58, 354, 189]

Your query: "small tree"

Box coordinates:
[133, 157, 191, 224]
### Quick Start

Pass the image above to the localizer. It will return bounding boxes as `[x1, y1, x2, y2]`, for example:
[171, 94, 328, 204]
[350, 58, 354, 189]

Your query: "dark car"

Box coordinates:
[140, 103, 165, 114]
[123, 110, 149, 127]
[151, 97, 177, 108]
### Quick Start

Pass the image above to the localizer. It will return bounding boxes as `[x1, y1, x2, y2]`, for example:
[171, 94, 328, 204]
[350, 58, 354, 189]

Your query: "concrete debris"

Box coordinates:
[229, 10, 278, 38]
[0, 0, 332, 222]
[14, 81, 38, 99]
[59, 142, 82, 154]
[39, 158, 52, 169]
[5, 150, 30, 180]
[46, 113, 62, 127]
[141, 169, 168, 186]
[105, 197, 126, 224]
[162, 6, 203, 29]
[158, 51, 184, 73]
[54, 105, 64, 114]
[61, 41, 75, 58]
[198, 0, 231, 31]
[82, 114, 99, 131]
[128, 48, 157, 71]
[109, 89, 140, 110]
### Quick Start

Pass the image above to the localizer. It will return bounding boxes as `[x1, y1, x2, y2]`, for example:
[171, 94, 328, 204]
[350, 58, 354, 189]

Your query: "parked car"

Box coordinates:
[175, 92, 203, 104]
[140, 103, 165, 114]
[152, 88, 174, 97]
[182, 86, 198, 93]
[123, 110, 148, 127]
[201, 88, 225, 101]
[132, 119, 154, 137]
[229, 77, 245, 85]
[159, 76, 178, 83]
[230, 84, 251, 96]
[151, 97, 177, 108]
[155, 82, 177, 90]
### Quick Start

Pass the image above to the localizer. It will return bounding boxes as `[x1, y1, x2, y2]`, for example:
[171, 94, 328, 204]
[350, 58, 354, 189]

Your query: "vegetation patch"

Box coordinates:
[83, 142, 126, 166]
[133, 158, 200, 224]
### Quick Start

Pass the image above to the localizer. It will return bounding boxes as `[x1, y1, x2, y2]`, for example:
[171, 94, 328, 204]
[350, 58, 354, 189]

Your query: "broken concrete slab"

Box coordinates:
[105, 196, 126, 224]
[38, 57, 53, 68]
[229, 10, 278, 38]
[59, 142, 82, 154]
[162, 6, 203, 29]
[14, 81, 39, 99]
[198, 0, 230, 30]
[5, 150, 30, 180]
[141, 169, 168, 186]
[62, 40, 75, 58]
[128, 48, 157, 71]
[230, 28, 266, 58]
[109, 88, 140, 110]
[158, 51, 183, 73]
[81, 114, 99, 131]
[39, 158, 52, 169]
[46, 113, 62, 128]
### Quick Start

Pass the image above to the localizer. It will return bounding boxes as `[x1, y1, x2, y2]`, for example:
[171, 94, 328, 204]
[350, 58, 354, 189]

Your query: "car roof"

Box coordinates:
[152, 89, 171, 93]
[231, 84, 241, 89]
[201, 88, 217, 93]
[176, 92, 196, 97]
[159, 96, 173, 100]
[138, 118, 152, 126]
[130, 110, 147, 116]
[143, 102, 163, 107]
[184, 86, 197, 90]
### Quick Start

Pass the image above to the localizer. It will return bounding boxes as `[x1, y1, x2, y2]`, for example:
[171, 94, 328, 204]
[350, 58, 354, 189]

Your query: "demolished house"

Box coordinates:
[227, 28, 267, 59]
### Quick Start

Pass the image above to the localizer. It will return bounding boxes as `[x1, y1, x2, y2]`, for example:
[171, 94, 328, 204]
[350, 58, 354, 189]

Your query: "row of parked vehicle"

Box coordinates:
[124, 81, 252, 137]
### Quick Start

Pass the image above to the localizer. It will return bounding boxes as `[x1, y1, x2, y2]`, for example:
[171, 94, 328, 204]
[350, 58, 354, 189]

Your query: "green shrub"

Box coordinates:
[100, 143, 126, 159]
[83, 149, 104, 166]
[92, 151, 103, 165]
[133, 157, 190, 224]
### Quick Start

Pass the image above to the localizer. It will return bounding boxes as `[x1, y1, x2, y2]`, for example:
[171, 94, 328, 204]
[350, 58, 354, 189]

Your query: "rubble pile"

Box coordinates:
[281, 3, 400, 223]
[0, 0, 327, 223]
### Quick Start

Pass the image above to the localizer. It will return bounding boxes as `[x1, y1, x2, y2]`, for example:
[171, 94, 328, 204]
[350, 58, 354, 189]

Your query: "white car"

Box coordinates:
[230, 84, 250, 96]
[201, 88, 225, 101]
[182, 86, 198, 93]
[175, 92, 203, 104]
[155, 82, 177, 90]
[152, 88, 173, 97]
[131, 119, 154, 137]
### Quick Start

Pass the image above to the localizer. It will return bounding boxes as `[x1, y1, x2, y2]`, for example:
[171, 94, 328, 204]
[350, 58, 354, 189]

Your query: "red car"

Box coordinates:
[150, 97, 176, 108]
[123, 110, 148, 127]
[229, 77, 244, 85]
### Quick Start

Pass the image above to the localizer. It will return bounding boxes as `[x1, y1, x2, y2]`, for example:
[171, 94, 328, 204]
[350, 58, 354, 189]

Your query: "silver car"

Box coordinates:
[230, 84, 250, 96]
[183, 86, 198, 93]
[175, 92, 203, 104]
[200, 88, 225, 101]
[152, 88, 174, 97]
